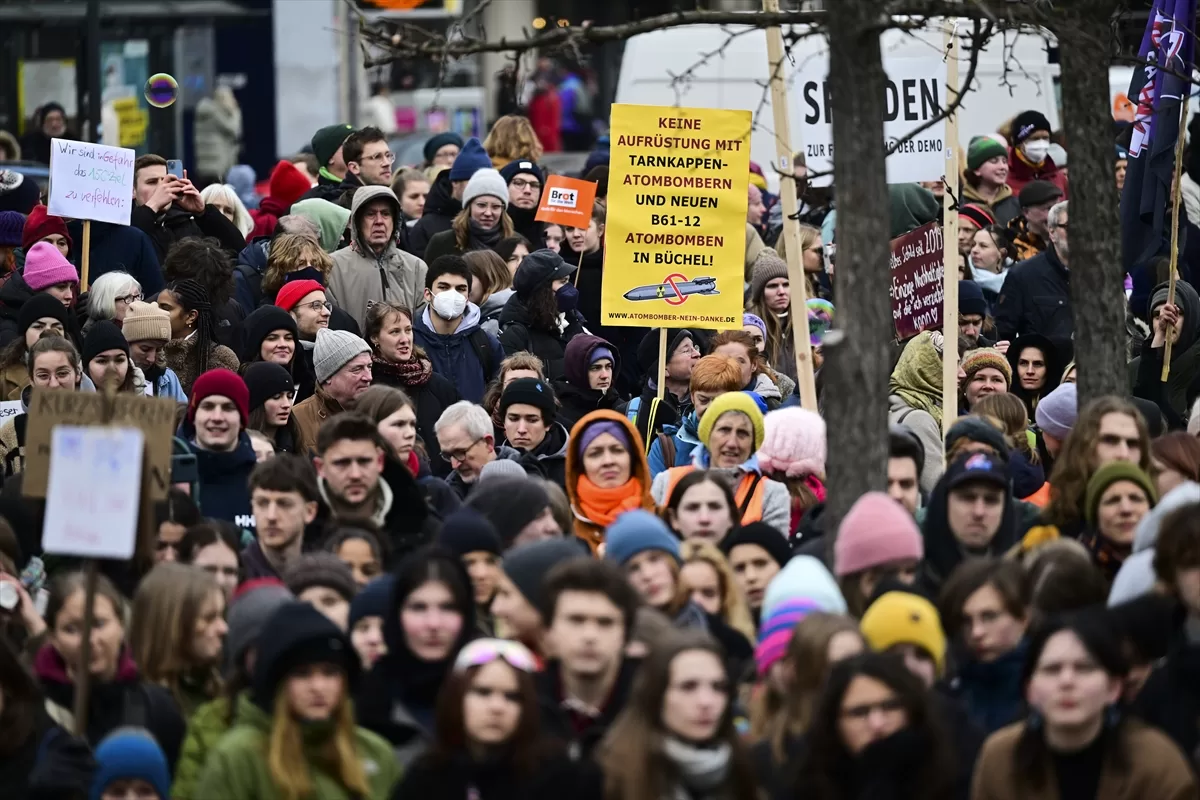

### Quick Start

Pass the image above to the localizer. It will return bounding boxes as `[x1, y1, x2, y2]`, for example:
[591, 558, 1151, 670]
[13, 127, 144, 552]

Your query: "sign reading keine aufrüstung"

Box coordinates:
[796, 58, 949, 185]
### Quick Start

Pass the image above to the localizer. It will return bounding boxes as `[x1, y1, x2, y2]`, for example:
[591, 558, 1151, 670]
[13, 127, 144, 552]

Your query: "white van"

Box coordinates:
[616, 22, 1060, 190]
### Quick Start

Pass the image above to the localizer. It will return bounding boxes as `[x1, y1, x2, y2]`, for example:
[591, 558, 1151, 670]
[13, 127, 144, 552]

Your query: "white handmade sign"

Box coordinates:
[0, 401, 23, 422]
[795, 58, 949, 185]
[42, 425, 144, 559]
[47, 138, 136, 226]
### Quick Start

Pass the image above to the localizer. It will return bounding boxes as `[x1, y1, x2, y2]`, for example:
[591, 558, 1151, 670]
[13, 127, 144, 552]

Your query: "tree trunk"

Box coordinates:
[1056, 4, 1127, 404]
[821, 1, 893, 538]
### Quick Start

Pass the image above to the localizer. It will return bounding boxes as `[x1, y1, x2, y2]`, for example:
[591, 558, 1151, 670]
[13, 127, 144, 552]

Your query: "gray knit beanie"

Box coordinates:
[226, 582, 294, 673]
[313, 327, 371, 384]
[462, 168, 509, 208]
[502, 538, 589, 611]
[283, 553, 358, 603]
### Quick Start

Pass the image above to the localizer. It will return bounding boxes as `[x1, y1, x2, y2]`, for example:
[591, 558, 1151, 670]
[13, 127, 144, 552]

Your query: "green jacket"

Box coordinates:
[193, 695, 401, 800]
[171, 695, 236, 800]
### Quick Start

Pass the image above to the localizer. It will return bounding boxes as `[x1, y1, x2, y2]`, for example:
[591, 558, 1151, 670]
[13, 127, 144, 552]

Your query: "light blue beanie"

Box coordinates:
[761, 554, 847, 620]
[604, 509, 681, 566]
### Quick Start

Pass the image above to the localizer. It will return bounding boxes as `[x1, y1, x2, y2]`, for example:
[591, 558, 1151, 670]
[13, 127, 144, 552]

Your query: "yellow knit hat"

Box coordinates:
[860, 591, 947, 675]
[698, 391, 765, 452]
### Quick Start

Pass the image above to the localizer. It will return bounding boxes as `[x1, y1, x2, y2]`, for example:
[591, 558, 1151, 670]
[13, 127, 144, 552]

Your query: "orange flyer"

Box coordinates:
[535, 174, 598, 229]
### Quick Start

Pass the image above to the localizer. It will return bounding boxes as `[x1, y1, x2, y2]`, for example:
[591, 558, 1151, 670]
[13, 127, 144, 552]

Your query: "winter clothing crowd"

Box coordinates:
[0, 105, 1198, 800]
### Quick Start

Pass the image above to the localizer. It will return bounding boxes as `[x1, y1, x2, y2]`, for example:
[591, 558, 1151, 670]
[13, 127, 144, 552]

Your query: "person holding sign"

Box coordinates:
[0, 335, 84, 480]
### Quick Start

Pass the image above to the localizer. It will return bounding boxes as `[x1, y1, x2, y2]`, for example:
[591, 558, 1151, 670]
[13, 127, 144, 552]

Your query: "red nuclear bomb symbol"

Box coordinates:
[663, 273, 689, 305]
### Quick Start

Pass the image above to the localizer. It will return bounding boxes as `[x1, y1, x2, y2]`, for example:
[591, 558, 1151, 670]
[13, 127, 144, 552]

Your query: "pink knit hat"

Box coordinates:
[756, 407, 826, 477]
[833, 492, 924, 576]
[23, 241, 79, 291]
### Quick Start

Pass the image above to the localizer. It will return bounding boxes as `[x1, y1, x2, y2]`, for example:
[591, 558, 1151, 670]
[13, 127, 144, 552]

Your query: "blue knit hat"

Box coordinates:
[450, 137, 491, 181]
[0, 210, 25, 247]
[424, 131, 464, 164]
[349, 574, 394, 630]
[604, 509, 681, 565]
[90, 728, 170, 800]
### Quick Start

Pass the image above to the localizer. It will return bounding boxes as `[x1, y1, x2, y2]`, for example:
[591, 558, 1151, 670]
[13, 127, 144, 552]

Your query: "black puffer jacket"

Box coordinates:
[407, 171, 461, 260]
[129, 203, 247, 262]
[993, 245, 1073, 350]
[391, 750, 602, 800]
[0, 273, 82, 349]
[497, 294, 587, 383]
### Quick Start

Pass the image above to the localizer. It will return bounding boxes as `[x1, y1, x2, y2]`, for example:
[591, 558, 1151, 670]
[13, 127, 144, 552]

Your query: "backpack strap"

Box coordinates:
[657, 431, 676, 467]
[469, 329, 495, 381]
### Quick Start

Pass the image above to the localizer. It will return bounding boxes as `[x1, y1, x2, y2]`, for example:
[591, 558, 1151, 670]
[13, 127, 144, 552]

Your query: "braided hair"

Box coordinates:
[166, 278, 216, 376]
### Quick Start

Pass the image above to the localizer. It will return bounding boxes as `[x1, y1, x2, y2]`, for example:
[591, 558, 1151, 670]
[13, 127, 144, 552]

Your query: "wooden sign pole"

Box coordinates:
[80, 220, 92, 290]
[763, 0, 818, 411]
[941, 21, 961, 439]
[1162, 92, 1190, 381]
[656, 329, 668, 401]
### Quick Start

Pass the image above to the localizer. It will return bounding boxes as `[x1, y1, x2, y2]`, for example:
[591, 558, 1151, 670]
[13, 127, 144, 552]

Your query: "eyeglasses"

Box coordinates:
[510, 178, 541, 191]
[441, 437, 483, 464]
[300, 300, 333, 312]
[361, 151, 396, 165]
[117, 292, 144, 306]
[454, 638, 537, 673]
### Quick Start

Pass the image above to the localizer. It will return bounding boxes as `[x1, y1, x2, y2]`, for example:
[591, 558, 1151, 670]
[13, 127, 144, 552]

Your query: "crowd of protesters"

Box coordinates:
[1, 98, 1200, 800]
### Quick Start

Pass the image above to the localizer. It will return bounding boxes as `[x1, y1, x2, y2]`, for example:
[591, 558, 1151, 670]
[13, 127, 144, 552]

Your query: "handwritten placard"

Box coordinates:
[43, 426, 144, 559]
[0, 401, 23, 422]
[23, 388, 179, 500]
[48, 138, 135, 226]
[889, 222, 945, 340]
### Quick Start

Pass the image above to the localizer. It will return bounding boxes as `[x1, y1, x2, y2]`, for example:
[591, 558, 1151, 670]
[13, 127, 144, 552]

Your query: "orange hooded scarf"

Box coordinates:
[566, 409, 657, 553]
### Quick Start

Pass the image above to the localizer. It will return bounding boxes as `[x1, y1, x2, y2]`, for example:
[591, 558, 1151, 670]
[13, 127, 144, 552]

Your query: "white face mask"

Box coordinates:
[431, 289, 467, 321]
[1021, 140, 1050, 163]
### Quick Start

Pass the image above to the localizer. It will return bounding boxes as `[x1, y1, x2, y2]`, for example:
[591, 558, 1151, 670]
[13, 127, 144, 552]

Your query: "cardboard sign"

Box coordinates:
[23, 389, 179, 500]
[535, 174, 598, 229]
[47, 138, 136, 226]
[603, 103, 750, 329]
[796, 58, 948, 185]
[42, 426, 144, 559]
[890, 222, 945, 340]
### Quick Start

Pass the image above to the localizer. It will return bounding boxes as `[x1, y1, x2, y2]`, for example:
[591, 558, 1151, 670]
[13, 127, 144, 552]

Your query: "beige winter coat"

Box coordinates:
[328, 185, 428, 330]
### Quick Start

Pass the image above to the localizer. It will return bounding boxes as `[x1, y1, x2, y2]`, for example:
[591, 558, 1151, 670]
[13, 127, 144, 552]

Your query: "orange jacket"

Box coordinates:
[660, 465, 767, 525]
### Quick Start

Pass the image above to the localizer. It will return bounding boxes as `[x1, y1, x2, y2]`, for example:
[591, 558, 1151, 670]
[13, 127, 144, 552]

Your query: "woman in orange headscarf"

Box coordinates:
[566, 410, 656, 553]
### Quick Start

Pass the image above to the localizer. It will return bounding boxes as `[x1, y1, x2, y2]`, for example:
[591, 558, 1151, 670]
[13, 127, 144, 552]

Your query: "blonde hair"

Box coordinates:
[267, 682, 370, 800]
[128, 563, 224, 708]
[483, 115, 545, 164]
[264, 233, 332, 298]
[200, 183, 254, 238]
[463, 249, 512, 299]
[680, 541, 756, 643]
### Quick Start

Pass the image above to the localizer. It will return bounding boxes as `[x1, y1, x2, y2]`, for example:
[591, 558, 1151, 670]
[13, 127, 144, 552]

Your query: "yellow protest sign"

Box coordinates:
[603, 104, 750, 328]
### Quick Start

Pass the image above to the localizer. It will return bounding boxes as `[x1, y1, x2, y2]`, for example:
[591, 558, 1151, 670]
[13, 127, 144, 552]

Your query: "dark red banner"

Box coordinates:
[889, 221, 945, 340]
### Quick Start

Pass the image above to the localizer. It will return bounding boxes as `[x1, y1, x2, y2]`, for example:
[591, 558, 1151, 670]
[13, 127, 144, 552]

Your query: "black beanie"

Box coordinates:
[1011, 110, 1052, 144]
[502, 537, 588, 609]
[636, 328, 698, 377]
[241, 305, 300, 364]
[243, 361, 294, 413]
[18, 293, 68, 337]
[467, 477, 552, 546]
[251, 601, 358, 710]
[82, 320, 130, 374]
[720, 522, 792, 567]
[437, 507, 503, 557]
[498, 377, 557, 421]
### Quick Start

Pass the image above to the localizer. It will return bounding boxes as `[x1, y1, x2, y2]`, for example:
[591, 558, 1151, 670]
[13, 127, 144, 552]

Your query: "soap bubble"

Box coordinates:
[144, 73, 179, 108]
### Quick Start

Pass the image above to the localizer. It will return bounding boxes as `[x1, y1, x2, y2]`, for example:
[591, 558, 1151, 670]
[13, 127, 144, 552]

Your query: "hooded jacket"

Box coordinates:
[34, 644, 186, 774]
[180, 426, 258, 528]
[506, 421, 570, 489]
[917, 470, 1026, 595]
[357, 548, 476, 765]
[193, 693, 400, 800]
[496, 292, 588, 384]
[553, 334, 624, 429]
[1131, 279, 1200, 420]
[961, 178, 1022, 227]
[328, 186, 429, 329]
[407, 171, 461, 260]
[412, 302, 504, 404]
[889, 183, 939, 239]
[564, 409, 657, 552]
